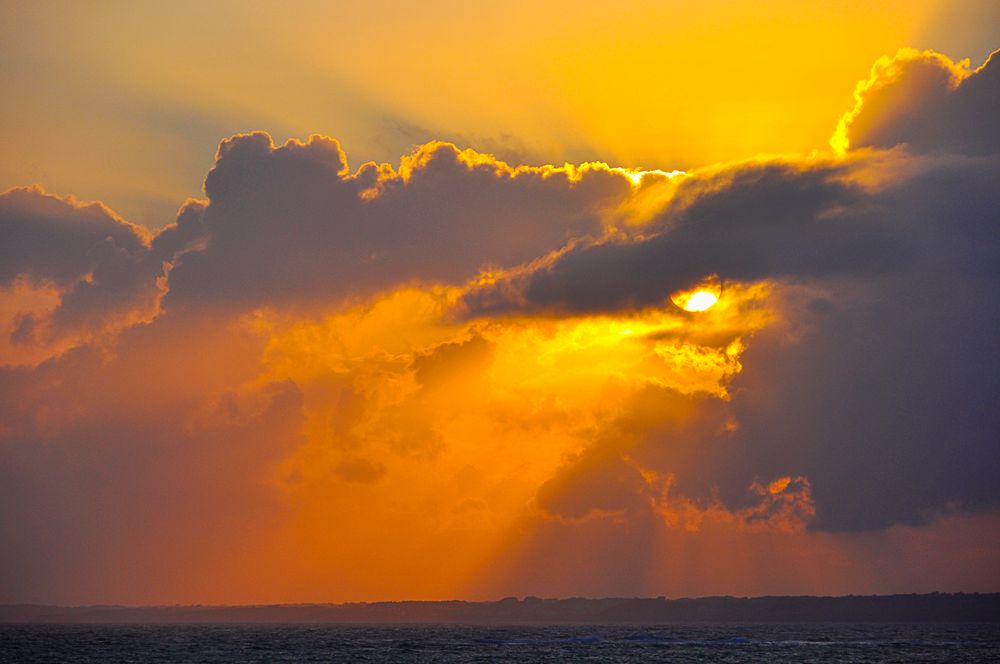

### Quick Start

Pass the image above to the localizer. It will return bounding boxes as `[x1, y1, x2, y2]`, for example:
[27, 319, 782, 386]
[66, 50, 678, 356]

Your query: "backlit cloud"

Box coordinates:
[832, 47, 1000, 154]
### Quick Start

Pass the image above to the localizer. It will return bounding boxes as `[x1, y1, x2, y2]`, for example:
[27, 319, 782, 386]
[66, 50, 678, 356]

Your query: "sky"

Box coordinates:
[0, 1, 998, 605]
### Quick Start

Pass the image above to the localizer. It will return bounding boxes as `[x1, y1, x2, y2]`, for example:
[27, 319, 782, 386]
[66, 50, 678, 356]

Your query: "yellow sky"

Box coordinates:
[2, 0, 997, 228]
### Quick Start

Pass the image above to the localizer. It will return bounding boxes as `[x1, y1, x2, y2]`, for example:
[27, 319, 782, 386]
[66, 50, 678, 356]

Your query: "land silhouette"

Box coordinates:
[3, 593, 998, 624]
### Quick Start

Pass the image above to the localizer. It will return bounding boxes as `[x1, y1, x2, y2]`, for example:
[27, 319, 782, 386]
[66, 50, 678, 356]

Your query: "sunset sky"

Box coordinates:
[1, 1, 999, 605]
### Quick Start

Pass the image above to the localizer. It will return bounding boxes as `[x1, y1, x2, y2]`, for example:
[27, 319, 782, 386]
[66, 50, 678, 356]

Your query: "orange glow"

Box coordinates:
[768, 476, 794, 495]
[175, 280, 775, 601]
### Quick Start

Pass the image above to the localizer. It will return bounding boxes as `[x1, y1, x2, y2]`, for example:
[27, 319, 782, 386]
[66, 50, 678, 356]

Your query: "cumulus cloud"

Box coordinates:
[0, 186, 149, 287]
[5, 133, 647, 357]
[0, 187, 153, 344]
[0, 187, 205, 355]
[832, 47, 1000, 154]
[163, 132, 640, 311]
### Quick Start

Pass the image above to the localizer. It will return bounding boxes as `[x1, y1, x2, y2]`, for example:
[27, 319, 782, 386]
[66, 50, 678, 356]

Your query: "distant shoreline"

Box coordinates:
[3, 593, 998, 624]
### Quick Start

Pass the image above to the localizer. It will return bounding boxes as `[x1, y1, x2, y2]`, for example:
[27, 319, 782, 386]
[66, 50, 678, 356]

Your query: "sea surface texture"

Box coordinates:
[3, 623, 999, 663]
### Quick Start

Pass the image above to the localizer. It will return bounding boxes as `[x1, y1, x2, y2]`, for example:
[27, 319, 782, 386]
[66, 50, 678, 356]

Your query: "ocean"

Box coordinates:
[3, 622, 999, 662]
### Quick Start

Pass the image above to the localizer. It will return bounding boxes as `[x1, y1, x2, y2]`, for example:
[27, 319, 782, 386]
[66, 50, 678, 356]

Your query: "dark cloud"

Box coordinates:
[462, 159, 998, 319]
[164, 133, 628, 311]
[837, 48, 1000, 155]
[713, 272, 1000, 531]
[461, 159, 876, 315]
[4, 133, 632, 343]
[0, 186, 148, 287]
[0, 187, 206, 342]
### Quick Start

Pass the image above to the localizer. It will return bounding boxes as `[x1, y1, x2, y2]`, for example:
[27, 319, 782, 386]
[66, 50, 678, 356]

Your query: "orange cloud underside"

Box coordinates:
[230, 285, 765, 598]
[112, 272, 987, 603]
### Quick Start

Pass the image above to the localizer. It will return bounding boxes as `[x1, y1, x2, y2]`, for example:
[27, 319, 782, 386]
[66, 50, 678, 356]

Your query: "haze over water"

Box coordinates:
[4, 623, 1000, 663]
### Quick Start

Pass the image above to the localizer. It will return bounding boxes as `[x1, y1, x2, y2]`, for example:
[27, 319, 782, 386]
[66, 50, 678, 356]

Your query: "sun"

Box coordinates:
[680, 290, 719, 311]
[671, 277, 722, 312]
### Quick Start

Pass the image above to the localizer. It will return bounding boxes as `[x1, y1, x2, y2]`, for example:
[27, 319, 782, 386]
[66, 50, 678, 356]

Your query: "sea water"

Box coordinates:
[3, 622, 999, 662]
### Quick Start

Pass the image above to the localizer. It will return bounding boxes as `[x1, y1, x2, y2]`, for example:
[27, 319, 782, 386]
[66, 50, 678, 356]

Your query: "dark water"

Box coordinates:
[2, 623, 999, 662]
